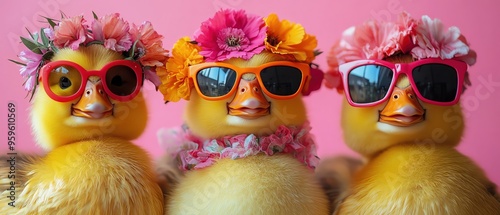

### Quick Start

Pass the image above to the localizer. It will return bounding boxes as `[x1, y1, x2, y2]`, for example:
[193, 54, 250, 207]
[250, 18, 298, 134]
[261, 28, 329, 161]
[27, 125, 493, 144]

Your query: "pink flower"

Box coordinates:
[43, 28, 54, 40]
[194, 9, 267, 62]
[412, 15, 471, 62]
[18, 50, 43, 91]
[91, 13, 132, 52]
[302, 66, 324, 96]
[130, 21, 169, 67]
[382, 12, 419, 57]
[325, 12, 477, 91]
[53, 15, 88, 50]
[143, 67, 161, 88]
[325, 22, 390, 90]
[455, 35, 477, 66]
[24, 76, 37, 92]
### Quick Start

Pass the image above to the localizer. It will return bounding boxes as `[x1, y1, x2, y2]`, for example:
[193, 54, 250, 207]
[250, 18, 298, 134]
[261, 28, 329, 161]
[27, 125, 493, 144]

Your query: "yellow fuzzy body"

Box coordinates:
[3, 138, 163, 215]
[169, 154, 329, 215]
[0, 45, 163, 214]
[166, 52, 329, 214]
[337, 144, 500, 214]
[336, 69, 500, 214]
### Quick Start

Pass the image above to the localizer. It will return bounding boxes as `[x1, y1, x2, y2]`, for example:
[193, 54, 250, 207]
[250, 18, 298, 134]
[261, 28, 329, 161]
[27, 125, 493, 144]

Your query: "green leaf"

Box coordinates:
[40, 28, 49, 46]
[60, 11, 68, 19]
[26, 28, 40, 44]
[40, 15, 58, 28]
[28, 85, 37, 101]
[86, 40, 104, 46]
[8, 59, 26, 66]
[42, 51, 54, 61]
[313, 49, 323, 56]
[26, 28, 34, 38]
[47, 18, 57, 28]
[129, 40, 139, 59]
[50, 43, 59, 52]
[92, 11, 99, 20]
[20, 37, 43, 54]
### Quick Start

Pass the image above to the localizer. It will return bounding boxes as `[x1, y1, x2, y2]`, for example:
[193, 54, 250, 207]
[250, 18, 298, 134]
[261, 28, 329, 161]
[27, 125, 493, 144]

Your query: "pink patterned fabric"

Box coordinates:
[158, 124, 319, 170]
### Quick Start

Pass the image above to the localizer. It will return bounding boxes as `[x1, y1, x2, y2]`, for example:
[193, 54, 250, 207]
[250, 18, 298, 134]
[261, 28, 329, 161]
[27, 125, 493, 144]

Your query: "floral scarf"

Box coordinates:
[158, 123, 319, 171]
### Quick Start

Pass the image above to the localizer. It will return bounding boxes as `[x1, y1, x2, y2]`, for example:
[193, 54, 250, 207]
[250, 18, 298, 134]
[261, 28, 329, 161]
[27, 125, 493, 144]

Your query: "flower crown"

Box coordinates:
[11, 12, 169, 98]
[156, 9, 323, 102]
[324, 12, 477, 91]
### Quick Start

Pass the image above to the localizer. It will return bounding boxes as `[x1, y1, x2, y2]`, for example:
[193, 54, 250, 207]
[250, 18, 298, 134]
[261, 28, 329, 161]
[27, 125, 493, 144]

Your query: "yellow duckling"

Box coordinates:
[1, 13, 167, 214]
[324, 13, 500, 214]
[157, 9, 329, 215]
[0, 45, 164, 215]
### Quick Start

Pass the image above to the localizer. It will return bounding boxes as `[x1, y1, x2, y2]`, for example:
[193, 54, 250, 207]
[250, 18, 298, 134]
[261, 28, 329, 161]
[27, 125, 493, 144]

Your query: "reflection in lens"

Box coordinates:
[196, 67, 237, 97]
[106, 65, 138, 96]
[261, 66, 302, 96]
[348, 65, 393, 103]
[48, 65, 82, 97]
[412, 64, 457, 102]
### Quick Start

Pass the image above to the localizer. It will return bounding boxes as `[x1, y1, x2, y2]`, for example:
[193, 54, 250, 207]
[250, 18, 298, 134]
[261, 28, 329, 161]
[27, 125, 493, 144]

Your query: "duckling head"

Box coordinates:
[31, 45, 148, 150]
[184, 52, 309, 139]
[341, 54, 465, 157]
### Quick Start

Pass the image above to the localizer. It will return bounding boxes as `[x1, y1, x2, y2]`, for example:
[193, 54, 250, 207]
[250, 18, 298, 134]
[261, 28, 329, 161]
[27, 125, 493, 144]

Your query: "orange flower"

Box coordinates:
[264, 13, 317, 63]
[158, 37, 204, 102]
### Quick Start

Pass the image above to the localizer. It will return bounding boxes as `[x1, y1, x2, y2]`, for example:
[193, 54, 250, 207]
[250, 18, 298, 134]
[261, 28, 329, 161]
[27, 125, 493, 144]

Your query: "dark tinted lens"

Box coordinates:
[196, 67, 237, 97]
[348, 65, 393, 103]
[105, 65, 138, 96]
[260, 66, 302, 96]
[412, 64, 458, 102]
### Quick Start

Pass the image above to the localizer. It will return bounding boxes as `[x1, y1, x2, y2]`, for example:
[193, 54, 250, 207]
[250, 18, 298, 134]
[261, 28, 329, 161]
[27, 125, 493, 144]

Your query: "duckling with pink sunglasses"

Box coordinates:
[324, 12, 500, 214]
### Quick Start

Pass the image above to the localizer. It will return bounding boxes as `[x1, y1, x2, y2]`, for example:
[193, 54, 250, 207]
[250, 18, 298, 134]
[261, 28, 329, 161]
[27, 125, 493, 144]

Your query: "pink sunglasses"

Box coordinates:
[40, 60, 143, 102]
[338, 58, 468, 107]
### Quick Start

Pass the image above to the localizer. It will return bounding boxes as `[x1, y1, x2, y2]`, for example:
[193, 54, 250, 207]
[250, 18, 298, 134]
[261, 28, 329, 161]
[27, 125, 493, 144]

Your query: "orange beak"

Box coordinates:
[227, 75, 270, 119]
[379, 86, 425, 127]
[72, 78, 114, 119]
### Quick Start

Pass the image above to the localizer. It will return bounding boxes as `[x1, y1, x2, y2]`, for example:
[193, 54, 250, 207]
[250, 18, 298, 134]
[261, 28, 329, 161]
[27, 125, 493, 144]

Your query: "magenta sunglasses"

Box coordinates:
[338, 58, 468, 107]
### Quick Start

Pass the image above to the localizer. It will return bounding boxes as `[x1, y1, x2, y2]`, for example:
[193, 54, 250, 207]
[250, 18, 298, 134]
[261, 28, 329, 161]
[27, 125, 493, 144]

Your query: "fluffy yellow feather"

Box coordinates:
[335, 55, 500, 214]
[0, 45, 163, 215]
[166, 52, 329, 215]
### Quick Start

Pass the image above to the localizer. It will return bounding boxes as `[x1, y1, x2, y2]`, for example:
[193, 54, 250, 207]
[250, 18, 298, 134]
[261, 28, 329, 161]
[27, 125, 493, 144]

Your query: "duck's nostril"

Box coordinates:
[241, 88, 246, 93]
[393, 94, 399, 99]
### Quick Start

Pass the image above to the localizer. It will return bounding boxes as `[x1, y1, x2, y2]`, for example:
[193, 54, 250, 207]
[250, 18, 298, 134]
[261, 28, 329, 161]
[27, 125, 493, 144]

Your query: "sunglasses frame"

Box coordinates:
[188, 61, 311, 101]
[338, 58, 468, 107]
[40, 60, 143, 102]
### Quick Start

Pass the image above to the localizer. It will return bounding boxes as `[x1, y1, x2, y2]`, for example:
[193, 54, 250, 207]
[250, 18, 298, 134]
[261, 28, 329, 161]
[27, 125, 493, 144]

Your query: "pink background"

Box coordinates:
[1, 0, 499, 185]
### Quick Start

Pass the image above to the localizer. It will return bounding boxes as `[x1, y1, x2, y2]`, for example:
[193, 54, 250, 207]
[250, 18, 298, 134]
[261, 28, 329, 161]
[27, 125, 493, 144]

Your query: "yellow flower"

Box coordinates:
[157, 37, 204, 102]
[264, 13, 317, 63]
